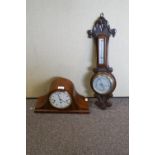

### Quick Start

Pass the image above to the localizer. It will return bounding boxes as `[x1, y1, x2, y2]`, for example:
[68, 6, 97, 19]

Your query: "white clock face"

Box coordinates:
[49, 91, 72, 109]
[92, 75, 112, 94]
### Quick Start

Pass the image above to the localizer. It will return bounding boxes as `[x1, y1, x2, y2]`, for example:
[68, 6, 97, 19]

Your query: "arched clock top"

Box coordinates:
[87, 13, 116, 38]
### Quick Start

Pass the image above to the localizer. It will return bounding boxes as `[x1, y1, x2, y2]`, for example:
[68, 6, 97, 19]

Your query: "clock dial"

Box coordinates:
[49, 91, 72, 109]
[92, 74, 112, 94]
[98, 38, 104, 64]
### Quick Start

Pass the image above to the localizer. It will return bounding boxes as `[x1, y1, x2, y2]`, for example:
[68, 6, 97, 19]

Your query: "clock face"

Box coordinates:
[92, 74, 113, 94]
[49, 91, 72, 109]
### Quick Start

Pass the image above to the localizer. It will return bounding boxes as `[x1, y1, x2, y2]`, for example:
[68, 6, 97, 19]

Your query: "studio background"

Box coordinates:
[26, 0, 128, 97]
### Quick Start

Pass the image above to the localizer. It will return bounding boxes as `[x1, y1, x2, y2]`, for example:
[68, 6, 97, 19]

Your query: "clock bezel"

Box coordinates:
[90, 72, 116, 95]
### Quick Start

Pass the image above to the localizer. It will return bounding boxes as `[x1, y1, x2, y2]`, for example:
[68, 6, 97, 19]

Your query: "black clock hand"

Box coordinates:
[99, 79, 104, 87]
[57, 93, 62, 103]
[58, 93, 65, 102]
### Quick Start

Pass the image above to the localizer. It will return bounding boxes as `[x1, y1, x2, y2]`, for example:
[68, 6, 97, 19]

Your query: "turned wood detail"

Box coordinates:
[95, 93, 112, 109]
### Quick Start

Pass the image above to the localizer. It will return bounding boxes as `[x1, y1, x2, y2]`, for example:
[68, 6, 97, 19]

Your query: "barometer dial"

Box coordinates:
[91, 73, 116, 95]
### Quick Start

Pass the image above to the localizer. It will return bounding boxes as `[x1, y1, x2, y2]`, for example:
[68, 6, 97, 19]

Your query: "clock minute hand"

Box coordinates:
[58, 93, 65, 102]
[57, 93, 62, 102]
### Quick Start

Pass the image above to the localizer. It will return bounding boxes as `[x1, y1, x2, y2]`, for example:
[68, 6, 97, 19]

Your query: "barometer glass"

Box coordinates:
[92, 74, 112, 94]
[98, 38, 104, 64]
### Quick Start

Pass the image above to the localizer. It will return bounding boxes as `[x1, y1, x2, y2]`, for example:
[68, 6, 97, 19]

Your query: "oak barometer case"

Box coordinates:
[35, 77, 89, 113]
[88, 13, 116, 109]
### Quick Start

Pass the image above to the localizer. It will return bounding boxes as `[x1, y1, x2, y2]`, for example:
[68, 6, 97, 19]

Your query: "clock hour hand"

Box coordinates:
[99, 79, 104, 87]
[57, 93, 62, 103]
[58, 93, 65, 102]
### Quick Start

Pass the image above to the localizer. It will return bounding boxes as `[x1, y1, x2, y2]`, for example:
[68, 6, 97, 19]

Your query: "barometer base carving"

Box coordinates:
[95, 93, 112, 109]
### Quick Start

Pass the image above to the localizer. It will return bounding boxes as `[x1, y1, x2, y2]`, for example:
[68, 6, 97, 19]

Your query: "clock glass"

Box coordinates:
[92, 75, 112, 94]
[98, 38, 104, 64]
[49, 91, 72, 109]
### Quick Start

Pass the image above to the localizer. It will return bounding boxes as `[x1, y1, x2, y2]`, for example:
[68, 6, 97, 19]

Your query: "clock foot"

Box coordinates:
[95, 94, 112, 109]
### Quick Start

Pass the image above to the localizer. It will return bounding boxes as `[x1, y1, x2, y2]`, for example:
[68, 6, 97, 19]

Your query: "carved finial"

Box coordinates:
[87, 13, 116, 38]
[100, 13, 104, 17]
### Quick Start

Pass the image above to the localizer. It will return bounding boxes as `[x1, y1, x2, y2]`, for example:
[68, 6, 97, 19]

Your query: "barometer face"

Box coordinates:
[49, 91, 72, 109]
[92, 74, 114, 95]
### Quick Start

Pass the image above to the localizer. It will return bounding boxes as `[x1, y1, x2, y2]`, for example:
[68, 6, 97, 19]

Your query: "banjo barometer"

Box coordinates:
[88, 13, 116, 109]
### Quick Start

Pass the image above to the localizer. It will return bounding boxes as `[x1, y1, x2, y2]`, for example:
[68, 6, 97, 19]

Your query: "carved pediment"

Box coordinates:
[88, 13, 116, 38]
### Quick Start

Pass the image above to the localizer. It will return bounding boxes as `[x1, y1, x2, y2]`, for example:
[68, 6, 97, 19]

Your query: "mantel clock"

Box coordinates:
[35, 77, 89, 113]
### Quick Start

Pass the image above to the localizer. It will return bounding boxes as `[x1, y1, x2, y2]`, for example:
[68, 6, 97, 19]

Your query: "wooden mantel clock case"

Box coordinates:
[88, 13, 116, 109]
[35, 77, 89, 113]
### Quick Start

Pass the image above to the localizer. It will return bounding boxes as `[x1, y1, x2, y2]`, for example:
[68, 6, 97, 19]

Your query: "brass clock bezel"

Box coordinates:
[90, 72, 116, 95]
